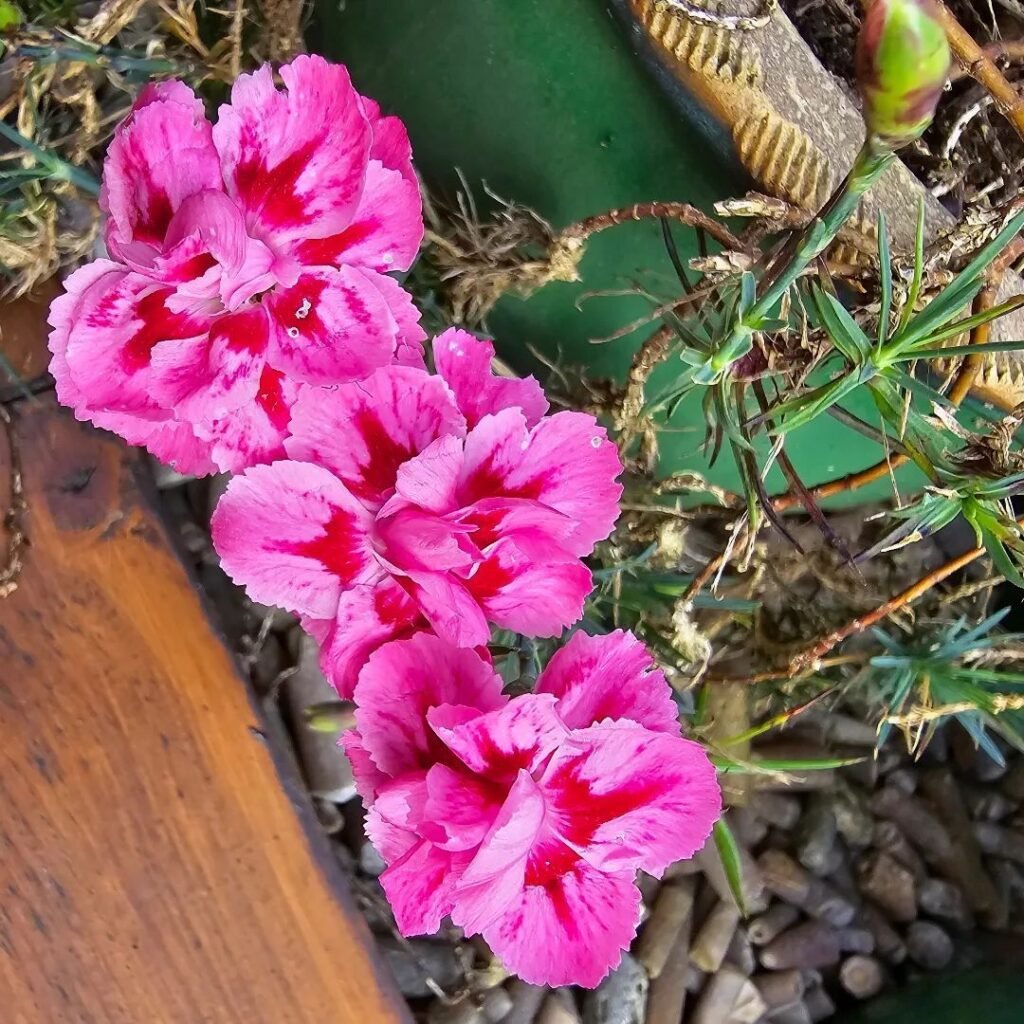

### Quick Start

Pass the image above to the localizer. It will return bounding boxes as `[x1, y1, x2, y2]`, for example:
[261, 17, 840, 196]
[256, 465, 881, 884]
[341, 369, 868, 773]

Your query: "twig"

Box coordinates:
[937, 0, 1024, 144]
[949, 39, 1024, 81]
[710, 517, 1024, 683]
[0, 404, 27, 599]
[561, 202, 745, 253]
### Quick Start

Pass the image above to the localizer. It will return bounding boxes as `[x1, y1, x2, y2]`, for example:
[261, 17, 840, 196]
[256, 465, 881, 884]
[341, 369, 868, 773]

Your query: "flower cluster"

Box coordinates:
[48, 56, 425, 474]
[211, 327, 622, 695]
[345, 630, 721, 987]
[48, 57, 722, 988]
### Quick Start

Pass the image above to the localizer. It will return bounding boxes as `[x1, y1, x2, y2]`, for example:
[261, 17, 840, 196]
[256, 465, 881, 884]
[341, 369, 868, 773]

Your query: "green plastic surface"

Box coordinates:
[314, 0, 924, 503]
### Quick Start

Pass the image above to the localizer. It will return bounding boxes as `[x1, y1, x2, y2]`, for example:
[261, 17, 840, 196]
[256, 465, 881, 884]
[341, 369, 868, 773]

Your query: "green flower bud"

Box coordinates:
[855, 0, 951, 147]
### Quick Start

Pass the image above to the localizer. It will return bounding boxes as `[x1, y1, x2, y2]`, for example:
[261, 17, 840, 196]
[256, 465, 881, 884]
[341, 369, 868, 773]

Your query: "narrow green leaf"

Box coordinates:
[892, 338, 1024, 362]
[877, 210, 893, 348]
[897, 197, 926, 334]
[713, 819, 748, 916]
[809, 284, 873, 363]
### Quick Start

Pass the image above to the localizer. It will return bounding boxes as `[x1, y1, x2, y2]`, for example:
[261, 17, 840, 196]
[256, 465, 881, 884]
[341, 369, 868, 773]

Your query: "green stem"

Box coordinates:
[698, 136, 894, 383]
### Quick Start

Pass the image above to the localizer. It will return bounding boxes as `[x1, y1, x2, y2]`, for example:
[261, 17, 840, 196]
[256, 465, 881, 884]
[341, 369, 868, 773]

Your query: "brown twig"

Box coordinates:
[0, 404, 27, 599]
[949, 38, 1024, 82]
[937, 1, 1024, 144]
[708, 518, 1024, 684]
[562, 202, 745, 253]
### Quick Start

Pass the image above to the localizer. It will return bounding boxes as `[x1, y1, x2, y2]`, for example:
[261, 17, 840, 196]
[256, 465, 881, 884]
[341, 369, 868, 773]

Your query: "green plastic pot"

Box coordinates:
[313, 0, 923, 504]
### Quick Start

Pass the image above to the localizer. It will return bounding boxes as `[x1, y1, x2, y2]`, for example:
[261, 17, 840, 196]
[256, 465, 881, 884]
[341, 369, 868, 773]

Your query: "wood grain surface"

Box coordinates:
[0, 389, 411, 1023]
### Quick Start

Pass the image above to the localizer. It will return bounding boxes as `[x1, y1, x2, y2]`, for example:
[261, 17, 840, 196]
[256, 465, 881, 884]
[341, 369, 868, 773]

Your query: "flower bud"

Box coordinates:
[855, 0, 951, 147]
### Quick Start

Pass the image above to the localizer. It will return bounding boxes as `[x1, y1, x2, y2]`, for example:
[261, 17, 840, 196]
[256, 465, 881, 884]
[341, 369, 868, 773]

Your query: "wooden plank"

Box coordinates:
[0, 389, 411, 1023]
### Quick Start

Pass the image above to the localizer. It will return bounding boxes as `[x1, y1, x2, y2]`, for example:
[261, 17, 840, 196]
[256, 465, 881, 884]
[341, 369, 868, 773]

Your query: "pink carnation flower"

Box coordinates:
[344, 629, 722, 987]
[211, 329, 623, 695]
[48, 56, 425, 474]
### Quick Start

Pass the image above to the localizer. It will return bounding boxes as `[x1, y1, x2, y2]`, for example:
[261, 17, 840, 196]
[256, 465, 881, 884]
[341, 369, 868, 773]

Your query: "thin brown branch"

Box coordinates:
[949, 38, 1024, 82]
[708, 517, 1024, 684]
[937, 0, 1024, 144]
[562, 202, 745, 253]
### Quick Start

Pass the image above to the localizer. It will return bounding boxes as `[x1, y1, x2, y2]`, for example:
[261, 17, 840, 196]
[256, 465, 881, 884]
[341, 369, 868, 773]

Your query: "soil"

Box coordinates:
[782, 0, 1024, 216]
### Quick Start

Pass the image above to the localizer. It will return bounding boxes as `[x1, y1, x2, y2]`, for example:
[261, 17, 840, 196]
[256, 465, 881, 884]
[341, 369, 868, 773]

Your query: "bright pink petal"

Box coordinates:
[391, 435, 463, 514]
[214, 56, 371, 248]
[211, 460, 377, 619]
[371, 772, 431, 837]
[352, 633, 505, 779]
[424, 764, 502, 853]
[398, 571, 491, 648]
[465, 540, 592, 638]
[379, 839, 467, 936]
[428, 694, 567, 781]
[59, 269, 213, 415]
[360, 94, 415, 182]
[482, 861, 641, 988]
[149, 305, 269, 421]
[434, 329, 548, 428]
[286, 161, 422, 274]
[537, 630, 680, 735]
[450, 770, 546, 934]
[540, 722, 722, 876]
[377, 508, 475, 574]
[341, 729, 389, 803]
[286, 366, 464, 508]
[458, 410, 621, 556]
[366, 271, 427, 368]
[162, 189, 276, 307]
[457, 497, 577, 563]
[364, 805, 418, 864]
[304, 580, 426, 698]
[102, 81, 222, 260]
[197, 365, 299, 472]
[265, 266, 398, 385]
[48, 260, 218, 475]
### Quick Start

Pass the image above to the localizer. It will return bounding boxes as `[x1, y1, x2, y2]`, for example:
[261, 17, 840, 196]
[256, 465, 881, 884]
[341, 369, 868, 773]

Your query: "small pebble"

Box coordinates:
[857, 851, 917, 923]
[582, 954, 647, 1024]
[906, 921, 954, 971]
[839, 954, 884, 999]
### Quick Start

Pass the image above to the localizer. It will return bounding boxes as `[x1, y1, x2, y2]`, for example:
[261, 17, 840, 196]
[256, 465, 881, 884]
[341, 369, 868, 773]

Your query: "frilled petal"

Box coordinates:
[482, 861, 641, 988]
[360, 94, 415, 182]
[304, 579, 426, 699]
[285, 160, 422, 274]
[465, 539, 592, 638]
[424, 764, 503, 853]
[196, 365, 299, 472]
[456, 497, 577, 563]
[540, 722, 722, 877]
[365, 270, 427, 368]
[211, 460, 377, 619]
[149, 304, 269, 422]
[286, 366, 464, 508]
[391, 435, 463, 514]
[398, 570, 491, 649]
[379, 839, 468, 936]
[265, 266, 400, 385]
[460, 410, 622, 556]
[341, 729, 389, 804]
[434, 329, 548, 429]
[428, 694, 566, 781]
[450, 770, 546, 934]
[352, 633, 505, 779]
[214, 55, 371, 248]
[58, 267, 214, 415]
[536, 630, 681, 735]
[161, 189, 276, 307]
[102, 80, 222, 260]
